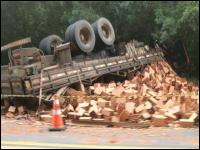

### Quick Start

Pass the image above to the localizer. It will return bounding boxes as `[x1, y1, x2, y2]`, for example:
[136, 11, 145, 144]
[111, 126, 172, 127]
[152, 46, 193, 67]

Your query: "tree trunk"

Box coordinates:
[182, 41, 190, 65]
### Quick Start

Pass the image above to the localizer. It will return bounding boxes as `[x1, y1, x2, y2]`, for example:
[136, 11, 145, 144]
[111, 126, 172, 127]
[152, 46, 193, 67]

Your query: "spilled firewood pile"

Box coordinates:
[3, 60, 199, 128]
[57, 61, 199, 128]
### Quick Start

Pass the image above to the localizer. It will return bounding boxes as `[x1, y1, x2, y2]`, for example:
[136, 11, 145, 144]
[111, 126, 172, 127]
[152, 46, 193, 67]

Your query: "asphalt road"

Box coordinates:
[1, 117, 199, 149]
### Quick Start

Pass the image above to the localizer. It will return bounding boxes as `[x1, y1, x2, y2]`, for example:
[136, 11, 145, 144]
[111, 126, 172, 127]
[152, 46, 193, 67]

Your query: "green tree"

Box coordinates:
[154, 1, 199, 79]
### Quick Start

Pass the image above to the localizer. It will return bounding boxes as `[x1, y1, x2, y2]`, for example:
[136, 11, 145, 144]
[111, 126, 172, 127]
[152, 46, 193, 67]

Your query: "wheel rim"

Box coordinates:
[101, 24, 110, 39]
[79, 27, 91, 45]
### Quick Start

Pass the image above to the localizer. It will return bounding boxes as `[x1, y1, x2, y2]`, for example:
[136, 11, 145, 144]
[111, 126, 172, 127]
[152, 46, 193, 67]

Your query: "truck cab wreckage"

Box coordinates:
[1, 17, 164, 97]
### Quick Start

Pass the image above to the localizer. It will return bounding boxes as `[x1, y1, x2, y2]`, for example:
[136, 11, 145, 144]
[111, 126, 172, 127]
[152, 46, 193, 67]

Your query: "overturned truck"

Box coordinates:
[1, 17, 164, 96]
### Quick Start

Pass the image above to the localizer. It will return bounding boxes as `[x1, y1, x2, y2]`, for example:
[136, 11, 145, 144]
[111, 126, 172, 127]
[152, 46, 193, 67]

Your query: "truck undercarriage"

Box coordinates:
[1, 17, 164, 97]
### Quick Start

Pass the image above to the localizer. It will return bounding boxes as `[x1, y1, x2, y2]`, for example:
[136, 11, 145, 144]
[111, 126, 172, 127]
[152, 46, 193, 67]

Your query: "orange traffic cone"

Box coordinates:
[49, 94, 66, 131]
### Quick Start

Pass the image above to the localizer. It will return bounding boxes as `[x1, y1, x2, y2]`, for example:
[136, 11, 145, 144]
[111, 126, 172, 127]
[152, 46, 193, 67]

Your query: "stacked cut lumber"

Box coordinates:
[125, 40, 146, 57]
[61, 61, 199, 127]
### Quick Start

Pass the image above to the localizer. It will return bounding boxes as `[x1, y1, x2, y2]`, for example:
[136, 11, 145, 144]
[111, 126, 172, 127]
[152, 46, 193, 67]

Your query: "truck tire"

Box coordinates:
[65, 20, 95, 53]
[39, 35, 63, 55]
[92, 17, 115, 47]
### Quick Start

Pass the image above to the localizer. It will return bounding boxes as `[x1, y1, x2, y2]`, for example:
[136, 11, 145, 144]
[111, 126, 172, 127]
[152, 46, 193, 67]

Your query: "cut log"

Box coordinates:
[97, 98, 109, 107]
[94, 87, 105, 95]
[167, 105, 181, 116]
[169, 86, 175, 93]
[152, 114, 168, 127]
[111, 116, 120, 123]
[178, 119, 194, 128]
[163, 99, 174, 109]
[65, 88, 85, 96]
[105, 87, 114, 94]
[8, 106, 16, 113]
[78, 102, 90, 108]
[94, 83, 101, 88]
[143, 71, 150, 81]
[79, 117, 92, 121]
[148, 97, 158, 104]
[108, 82, 116, 88]
[102, 108, 114, 117]
[157, 74, 163, 82]
[119, 110, 129, 121]
[142, 111, 151, 119]
[116, 97, 126, 104]
[164, 112, 177, 120]
[125, 102, 135, 114]
[112, 86, 124, 97]
[135, 104, 145, 113]
[123, 80, 130, 87]
[163, 66, 169, 74]
[189, 112, 198, 121]
[124, 88, 134, 94]
[149, 66, 155, 74]
[76, 108, 86, 116]
[116, 103, 125, 113]
[155, 100, 164, 109]
[89, 86, 95, 90]
[147, 91, 157, 97]
[129, 114, 141, 122]
[128, 83, 137, 88]
[90, 100, 97, 106]
[144, 101, 152, 110]
[17, 106, 25, 114]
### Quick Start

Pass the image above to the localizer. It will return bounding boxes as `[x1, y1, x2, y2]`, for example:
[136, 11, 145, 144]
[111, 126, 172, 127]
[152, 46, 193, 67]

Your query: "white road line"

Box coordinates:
[1, 146, 49, 149]
[1, 141, 185, 149]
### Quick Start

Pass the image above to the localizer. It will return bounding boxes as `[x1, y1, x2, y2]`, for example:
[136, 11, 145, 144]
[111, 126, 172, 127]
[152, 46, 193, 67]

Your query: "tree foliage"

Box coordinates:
[1, 1, 199, 80]
[154, 1, 199, 79]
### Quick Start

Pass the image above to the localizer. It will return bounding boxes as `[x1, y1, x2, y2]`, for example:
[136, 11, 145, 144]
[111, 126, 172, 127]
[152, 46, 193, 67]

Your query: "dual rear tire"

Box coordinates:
[92, 17, 115, 48]
[39, 35, 63, 55]
[65, 20, 95, 53]
[39, 17, 115, 54]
